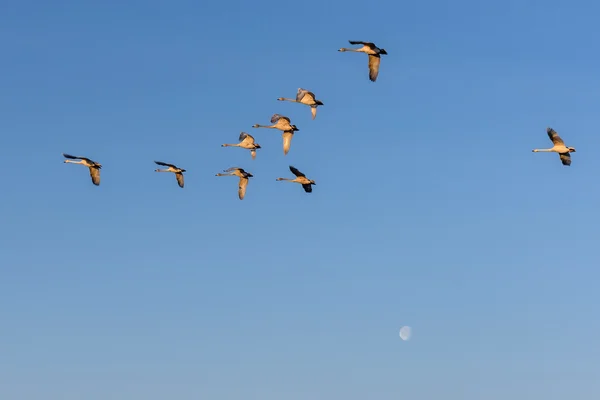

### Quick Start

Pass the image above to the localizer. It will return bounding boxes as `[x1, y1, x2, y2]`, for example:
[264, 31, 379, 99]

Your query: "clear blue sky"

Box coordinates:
[1, 0, 599, 399]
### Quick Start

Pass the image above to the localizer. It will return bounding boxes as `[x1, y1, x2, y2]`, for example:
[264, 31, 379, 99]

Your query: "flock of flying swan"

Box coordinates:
[62, 40, 577, 198]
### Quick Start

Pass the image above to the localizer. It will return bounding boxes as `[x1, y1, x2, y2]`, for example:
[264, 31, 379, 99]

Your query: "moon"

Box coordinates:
[399, 326, 412, 341]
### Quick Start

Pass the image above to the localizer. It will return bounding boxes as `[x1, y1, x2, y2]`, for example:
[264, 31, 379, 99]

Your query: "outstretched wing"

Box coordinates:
[311, 106, 317, 120]
[155, 160, 177, 168]
[224, 167, 241, 173]
[297, 88, 317, 105]
[271, 113, 290, 123]
[349, 40, 375, 47]
[63, 153, 94, 163]
[175, 172, 184, 188]
[239, 132, 255, 144]
[238, 177, 248, 200]
[559, 153, 571, 166]
[547, 128, 565, 146]
[297, 88, 315, 102]
[282, 131, 294, 156]
[296, 88, 307, 101]
[89, 166, 101, 186]
[368, 54, 381, 82]
[289, 165, 305, 177]
[302, 183, 313, 193]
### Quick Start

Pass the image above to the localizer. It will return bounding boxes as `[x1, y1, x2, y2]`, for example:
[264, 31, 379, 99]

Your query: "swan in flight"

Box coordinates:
[221, 132, 261, 160]
[215, 167, 253, 200]
[154, 161, 186, 188]
[252, 114, 299, 132]
[532, 127, 576, 166]
[338, 40, 388, 82]
[277, 88, 324, 120]
[276, 165, 316, 193]
[62, 153, 102, 186]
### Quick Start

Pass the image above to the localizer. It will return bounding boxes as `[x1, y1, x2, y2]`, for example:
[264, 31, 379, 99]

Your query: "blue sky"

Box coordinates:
[1, 0, 599, 399]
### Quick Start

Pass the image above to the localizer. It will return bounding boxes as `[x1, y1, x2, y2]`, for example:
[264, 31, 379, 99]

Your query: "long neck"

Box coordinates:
[533, 148, 553, 152]
[341, 48, 361, 52]
[279, 98, 297, 103]
[222, 143, 239, 147]
[155, 168, 169, 172]
[276, 178, 291, 181]
[254, 124, 274, 129]
[65, 160, 83, 164]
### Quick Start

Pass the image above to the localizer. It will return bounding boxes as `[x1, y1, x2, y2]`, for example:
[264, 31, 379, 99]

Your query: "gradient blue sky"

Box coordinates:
[1, 0, 599, 399]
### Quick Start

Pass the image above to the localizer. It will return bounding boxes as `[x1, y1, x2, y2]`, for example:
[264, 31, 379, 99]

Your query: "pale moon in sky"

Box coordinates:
[399, 326, 412, 341]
